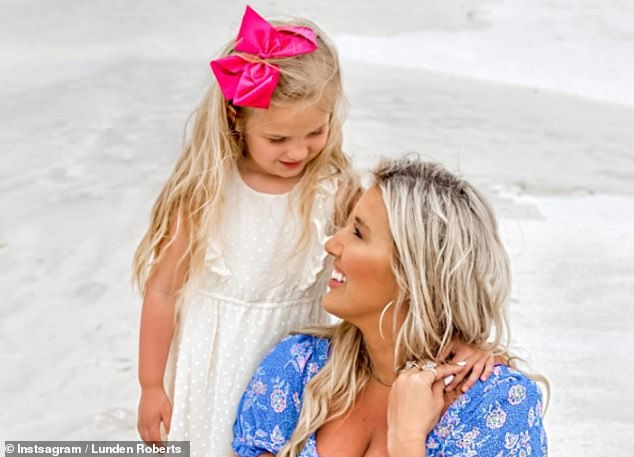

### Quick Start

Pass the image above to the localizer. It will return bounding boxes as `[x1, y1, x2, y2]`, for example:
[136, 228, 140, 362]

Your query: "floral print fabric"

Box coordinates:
[232, 334, 547, 457]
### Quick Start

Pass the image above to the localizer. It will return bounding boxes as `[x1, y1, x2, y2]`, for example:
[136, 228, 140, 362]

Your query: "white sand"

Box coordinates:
[1, 0, 633, 455]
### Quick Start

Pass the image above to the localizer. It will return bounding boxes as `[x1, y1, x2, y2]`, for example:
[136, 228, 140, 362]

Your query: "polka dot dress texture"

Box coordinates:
[165, 170, 336, 457]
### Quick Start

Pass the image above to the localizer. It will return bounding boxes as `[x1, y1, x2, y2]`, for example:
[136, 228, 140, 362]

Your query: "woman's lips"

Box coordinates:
[328, 267, 347, 289]
[328, 278, 344, 288]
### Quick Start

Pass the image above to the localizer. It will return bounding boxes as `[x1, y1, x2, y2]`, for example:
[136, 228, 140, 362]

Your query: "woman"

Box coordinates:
[232, 156, 547, 457]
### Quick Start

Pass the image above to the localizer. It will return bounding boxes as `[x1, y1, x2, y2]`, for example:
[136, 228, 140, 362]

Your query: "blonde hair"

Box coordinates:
[132, 15, 352, 302]
[279, 156, 546, 457]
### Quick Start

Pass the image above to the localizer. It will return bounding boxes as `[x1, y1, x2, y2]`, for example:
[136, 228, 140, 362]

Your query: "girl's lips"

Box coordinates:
[280, 160, 302, 168]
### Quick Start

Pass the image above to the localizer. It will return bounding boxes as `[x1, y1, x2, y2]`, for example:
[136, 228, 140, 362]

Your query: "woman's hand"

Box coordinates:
[387, 363, 464, 457]
[440, 338, 495, 393]
[138, 385, 172, 445]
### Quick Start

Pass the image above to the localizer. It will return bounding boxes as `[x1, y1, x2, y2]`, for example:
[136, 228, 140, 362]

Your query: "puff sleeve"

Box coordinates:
[426, 365, 548, 456]
[232, 333, 329, 457]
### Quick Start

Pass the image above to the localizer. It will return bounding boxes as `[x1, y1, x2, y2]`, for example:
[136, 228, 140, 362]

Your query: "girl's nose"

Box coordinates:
[287, 142, 309, 161]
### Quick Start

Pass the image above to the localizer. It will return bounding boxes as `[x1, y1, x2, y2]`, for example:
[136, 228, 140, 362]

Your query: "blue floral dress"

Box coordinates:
[232, 334, 548, 457]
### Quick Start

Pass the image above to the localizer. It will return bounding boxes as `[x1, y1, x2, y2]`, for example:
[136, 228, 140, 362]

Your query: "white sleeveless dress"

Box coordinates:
[166, 170, 336, 457]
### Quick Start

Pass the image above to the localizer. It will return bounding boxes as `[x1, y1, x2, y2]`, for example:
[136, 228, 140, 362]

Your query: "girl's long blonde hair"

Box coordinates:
[279, 156, 545, 457]
[132, 16, 353, 302]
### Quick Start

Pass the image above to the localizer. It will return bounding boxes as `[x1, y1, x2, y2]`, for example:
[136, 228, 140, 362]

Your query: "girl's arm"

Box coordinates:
[137, 212, 190, 444]
[440, 338, 496, 393]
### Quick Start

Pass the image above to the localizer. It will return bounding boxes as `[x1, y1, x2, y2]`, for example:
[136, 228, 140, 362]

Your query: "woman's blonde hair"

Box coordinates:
[279, 156, 545, 457]
[132, 15, 352, 302]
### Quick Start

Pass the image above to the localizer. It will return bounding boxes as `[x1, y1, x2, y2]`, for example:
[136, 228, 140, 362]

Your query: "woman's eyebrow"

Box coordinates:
[354, 216, 370, 231]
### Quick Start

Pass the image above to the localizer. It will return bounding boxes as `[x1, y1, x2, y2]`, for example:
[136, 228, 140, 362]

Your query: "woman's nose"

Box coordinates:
[324, 231, 343, 257]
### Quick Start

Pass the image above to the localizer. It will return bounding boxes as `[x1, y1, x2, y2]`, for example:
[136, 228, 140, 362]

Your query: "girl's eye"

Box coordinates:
[268, 137, 287, 143]
[309, 129, 324, 137]
[353, 226, 362, 239]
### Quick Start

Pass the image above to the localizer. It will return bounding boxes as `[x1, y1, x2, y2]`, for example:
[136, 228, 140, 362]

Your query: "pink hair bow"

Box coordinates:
[210, 6, 318, 109]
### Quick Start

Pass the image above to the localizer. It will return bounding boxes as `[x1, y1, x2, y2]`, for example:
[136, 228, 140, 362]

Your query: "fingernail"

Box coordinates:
[456, 360, 467, 367]
[443, 375, 455, 386]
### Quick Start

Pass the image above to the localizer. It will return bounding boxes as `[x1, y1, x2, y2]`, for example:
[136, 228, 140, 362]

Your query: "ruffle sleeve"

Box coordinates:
[232, 334, 330, 456]
[296, 177, 337, 292]
[204, 238, 232, 281]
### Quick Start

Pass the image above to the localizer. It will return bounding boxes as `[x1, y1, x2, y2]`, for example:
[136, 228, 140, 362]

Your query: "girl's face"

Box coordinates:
[323, 187, 400, 327]
[241, 101, 330, 180]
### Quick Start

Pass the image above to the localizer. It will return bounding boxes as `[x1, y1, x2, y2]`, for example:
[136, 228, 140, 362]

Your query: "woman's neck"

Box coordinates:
[363, 332, 396, 387]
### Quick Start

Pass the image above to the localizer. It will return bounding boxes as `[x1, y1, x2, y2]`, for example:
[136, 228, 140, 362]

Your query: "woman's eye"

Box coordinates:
[309, 130, 324, 137]
[269, 137, 286, 144]
[353, 226, 362, 239]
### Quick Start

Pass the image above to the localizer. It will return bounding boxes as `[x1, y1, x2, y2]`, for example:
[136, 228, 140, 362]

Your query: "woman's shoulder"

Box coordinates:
[277, 332, 331, 352]
[232, 333, 331, 456]
[428, 365, 547, 456]
[254, 333, 331, 381]
[480, 364, 544, 405]
[458, 364, 545, 424]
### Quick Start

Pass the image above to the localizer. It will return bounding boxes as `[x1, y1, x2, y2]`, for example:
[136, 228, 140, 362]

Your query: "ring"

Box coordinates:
[422, 360, 437, 376]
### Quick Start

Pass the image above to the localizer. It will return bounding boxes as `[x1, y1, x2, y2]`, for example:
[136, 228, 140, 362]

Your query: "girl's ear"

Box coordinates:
[226, 103, 237, 128]
[227, 104, 247, 156]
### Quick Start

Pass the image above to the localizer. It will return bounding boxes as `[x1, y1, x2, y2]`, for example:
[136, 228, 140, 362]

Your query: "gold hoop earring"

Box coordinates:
[378, 300, 394, 342]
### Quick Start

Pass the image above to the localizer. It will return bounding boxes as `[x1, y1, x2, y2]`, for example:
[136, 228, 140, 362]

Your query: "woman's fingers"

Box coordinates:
[445, 357, 469, 392]
[389, 361, 464, 445]
[432, 373, 447, 398]
[398, 362, 463, 384]
[433, 363, 464, 381]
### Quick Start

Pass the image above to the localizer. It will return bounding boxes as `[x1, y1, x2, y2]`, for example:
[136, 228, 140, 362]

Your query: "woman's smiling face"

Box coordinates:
[323, 187, 400, 325]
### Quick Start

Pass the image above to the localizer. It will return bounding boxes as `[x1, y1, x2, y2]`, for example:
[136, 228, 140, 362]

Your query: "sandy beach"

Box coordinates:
[1, 0, 633, 455]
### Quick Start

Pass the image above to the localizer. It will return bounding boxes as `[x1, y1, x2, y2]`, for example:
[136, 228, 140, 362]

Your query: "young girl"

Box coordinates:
[133, 7, 354, 457]
[133, 7, 492, 457]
